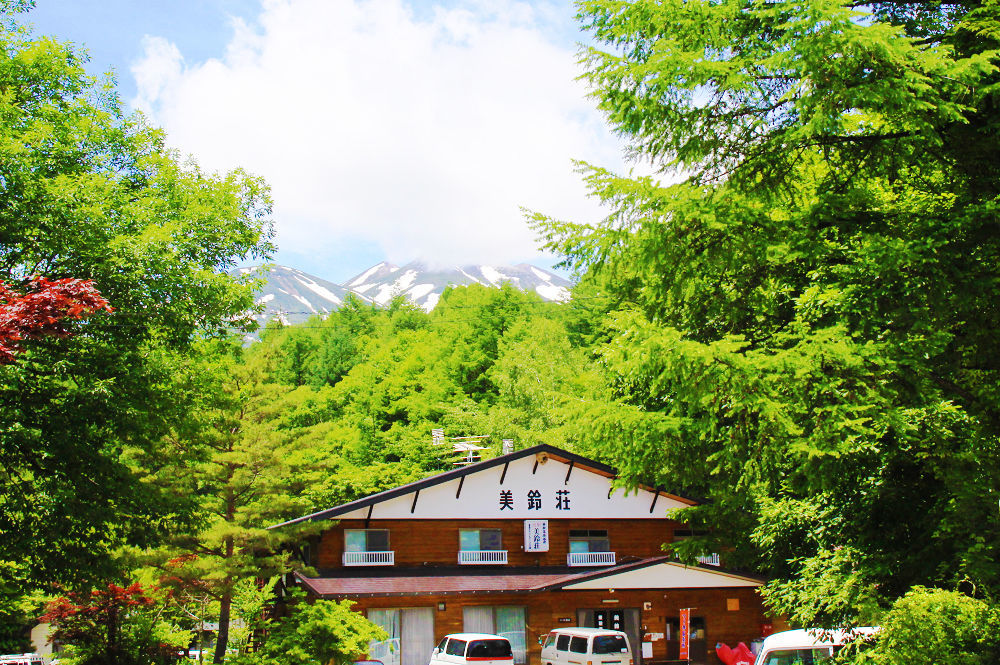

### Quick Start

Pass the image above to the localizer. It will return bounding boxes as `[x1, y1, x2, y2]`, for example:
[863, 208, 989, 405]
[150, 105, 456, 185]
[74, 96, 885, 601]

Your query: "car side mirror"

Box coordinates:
[538, 637, 545, 645]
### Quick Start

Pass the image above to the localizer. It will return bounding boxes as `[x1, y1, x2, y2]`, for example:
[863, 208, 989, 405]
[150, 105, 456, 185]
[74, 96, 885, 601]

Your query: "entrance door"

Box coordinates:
[665, 616, 708, 665]
[576, 609, 641, 665]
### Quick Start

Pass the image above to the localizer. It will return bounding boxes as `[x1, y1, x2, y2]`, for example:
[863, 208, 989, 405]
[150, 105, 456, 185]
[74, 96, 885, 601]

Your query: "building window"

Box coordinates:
[569, 529, 610, 553]
[368, 608, 434, 665]
[346, 529, 390, 552]
[463, 606, 527, 663]
[459, 529, 507, 564]
[460, 529, 503, 550]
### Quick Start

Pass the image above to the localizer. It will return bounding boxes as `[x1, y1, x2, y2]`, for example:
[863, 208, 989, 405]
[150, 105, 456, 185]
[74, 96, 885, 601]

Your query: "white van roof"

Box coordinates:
[549, 628, 627, 637]
[446, 633, 511, 641]
[758, 627, 879, 651]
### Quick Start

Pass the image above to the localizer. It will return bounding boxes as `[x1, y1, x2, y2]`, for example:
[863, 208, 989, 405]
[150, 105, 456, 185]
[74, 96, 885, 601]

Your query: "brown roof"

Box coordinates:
[297, 572, 571, 597]
[296, 556, 764, 598]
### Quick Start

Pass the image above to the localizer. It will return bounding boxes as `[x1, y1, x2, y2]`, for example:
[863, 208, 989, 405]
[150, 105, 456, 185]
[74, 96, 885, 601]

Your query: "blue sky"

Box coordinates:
[25, 0, 631, 283]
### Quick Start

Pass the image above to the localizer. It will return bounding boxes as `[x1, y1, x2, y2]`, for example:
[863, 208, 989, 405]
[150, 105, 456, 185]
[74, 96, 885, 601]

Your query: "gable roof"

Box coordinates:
[271, 444, 697, 528]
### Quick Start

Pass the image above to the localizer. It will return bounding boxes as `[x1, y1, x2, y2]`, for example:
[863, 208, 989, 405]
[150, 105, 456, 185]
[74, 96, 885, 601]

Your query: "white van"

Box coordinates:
[540, 628, 632, 665]
[430, 633, 514, 665]
[753, 627, 878, 665]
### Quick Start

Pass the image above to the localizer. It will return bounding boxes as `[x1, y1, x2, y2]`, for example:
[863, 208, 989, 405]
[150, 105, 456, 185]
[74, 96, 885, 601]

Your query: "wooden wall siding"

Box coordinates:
[317, 519, 684, 569]
[345, 587, 767, 665]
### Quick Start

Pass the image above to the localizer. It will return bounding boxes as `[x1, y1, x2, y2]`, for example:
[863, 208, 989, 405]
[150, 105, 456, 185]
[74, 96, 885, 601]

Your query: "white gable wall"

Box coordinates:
[336, 454, 689, 520]
[562, 562, 762, 589]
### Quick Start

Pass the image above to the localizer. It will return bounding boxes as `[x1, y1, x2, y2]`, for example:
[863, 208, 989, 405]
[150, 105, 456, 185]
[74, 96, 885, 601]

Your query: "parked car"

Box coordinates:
[0, 655, 43, 665]
[753, 627, 879, 665]
[539, 628, 632, 665]
[430, 633, 513, 665]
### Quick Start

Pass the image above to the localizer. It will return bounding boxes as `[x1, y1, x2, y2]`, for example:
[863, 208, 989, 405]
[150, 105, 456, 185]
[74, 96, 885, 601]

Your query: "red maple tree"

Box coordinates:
[38, 582, 176, 664]
[0, 277, 113, 363]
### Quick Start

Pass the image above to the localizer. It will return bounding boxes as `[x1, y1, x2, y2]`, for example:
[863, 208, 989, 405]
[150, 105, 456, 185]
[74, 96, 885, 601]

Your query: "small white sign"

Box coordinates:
[524, 520, 549, 552]
[641, 643, 653, 659]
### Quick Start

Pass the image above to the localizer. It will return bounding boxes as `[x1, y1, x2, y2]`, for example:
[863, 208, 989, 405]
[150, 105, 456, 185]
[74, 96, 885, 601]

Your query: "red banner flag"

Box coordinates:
[679, 608, 691, 660]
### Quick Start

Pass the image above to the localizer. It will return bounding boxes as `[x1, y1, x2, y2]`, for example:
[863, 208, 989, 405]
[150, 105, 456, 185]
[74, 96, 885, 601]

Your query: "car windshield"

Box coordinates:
[467, 640, 512, 658]
[760, 648, 833, 665]
[592, 636, 629, 655]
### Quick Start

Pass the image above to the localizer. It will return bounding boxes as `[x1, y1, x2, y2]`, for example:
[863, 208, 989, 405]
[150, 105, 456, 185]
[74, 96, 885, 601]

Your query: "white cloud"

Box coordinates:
[130, 0, 628, 267]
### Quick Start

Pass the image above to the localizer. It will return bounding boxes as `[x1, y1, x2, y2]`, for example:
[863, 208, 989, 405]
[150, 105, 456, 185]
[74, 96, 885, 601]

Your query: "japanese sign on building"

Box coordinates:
[524, 520, 550, 552]
[499, 489, 571, 512]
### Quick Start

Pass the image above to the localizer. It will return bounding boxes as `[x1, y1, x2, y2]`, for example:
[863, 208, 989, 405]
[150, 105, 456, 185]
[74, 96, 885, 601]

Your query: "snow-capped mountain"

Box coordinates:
[345, 261, 572, 310]
[240, 261, 573, 328]
[235, 265, 357, 327]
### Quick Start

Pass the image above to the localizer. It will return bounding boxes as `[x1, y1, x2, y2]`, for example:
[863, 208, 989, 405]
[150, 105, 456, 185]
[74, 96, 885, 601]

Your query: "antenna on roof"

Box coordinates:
[431, 428, 488, 465]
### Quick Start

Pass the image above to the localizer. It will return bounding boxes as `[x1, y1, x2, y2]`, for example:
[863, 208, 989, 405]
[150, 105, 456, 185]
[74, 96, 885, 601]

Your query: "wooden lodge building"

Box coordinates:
[273, 445, 771, 665]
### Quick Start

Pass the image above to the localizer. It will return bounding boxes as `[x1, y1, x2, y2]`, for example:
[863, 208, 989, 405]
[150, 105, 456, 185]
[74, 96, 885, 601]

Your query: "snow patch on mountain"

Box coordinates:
[409, 283, 436, 300]
[535, 283, 570, 301]
[530, 266, 553, 282]
[395, 269, 419, 290]
[299, 278, 343, 305]
[480, 265, 503, 285]
[349, 261, 393, 287]
[458, 268, 484, 284]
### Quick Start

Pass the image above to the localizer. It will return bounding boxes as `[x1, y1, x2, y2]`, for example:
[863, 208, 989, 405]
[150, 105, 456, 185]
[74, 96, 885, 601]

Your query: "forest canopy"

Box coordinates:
[3, 0, 1000, 661]
[531, 0, 1000, 637]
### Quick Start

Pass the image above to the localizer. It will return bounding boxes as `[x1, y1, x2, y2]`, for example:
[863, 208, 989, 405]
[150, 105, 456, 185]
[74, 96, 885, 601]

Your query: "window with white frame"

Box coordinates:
[345, 529, 390, 552]
[459, 529, 502, 551]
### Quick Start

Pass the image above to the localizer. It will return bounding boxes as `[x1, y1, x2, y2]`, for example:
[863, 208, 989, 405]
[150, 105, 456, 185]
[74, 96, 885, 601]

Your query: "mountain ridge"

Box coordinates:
[237, 261, 573, 328]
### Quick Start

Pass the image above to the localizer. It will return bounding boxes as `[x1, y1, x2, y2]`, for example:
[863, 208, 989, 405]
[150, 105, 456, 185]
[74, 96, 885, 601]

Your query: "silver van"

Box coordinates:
[540, 628, 632, 665]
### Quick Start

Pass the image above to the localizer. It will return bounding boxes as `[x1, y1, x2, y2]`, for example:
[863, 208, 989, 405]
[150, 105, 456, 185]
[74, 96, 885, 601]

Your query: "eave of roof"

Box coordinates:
[536, 555, 767, 589]
[270, 444, 697, 529]
[295, 570, 571, 598]
[295, 557, 766, 598]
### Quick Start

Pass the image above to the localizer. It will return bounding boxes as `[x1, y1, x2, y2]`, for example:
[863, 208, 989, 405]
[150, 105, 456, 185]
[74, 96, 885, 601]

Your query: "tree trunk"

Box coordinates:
[214, 590, 232, 665]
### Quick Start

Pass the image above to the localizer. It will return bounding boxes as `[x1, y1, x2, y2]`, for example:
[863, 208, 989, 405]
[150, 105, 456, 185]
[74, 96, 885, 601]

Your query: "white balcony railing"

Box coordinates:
[343, 551, 395, 566]
[458, 550, 509, 565]
[567, 551, 616, 567]
[696, 553, 721, 566]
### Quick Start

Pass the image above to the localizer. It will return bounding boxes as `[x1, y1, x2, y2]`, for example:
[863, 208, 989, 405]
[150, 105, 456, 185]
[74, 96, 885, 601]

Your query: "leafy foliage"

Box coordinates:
[0, 277, 112, 362]
[130, 341, 322, 662]
[531, 0, 1000, 631]
[251, 595, 387, 665]
[38, 582, 189, 665]
[855, 587, 1000, 665]
[0, 0, 273, 598]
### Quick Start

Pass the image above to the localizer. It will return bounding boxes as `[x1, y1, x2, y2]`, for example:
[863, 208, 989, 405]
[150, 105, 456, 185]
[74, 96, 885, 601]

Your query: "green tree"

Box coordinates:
[133, 343, 318, 664]
[432, 283, 543, 400]
[0, 0, 273, 599]
[253, 595, 386, 665]
[855, 587, 1000, 665]
[533, 0, 1000, 629]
